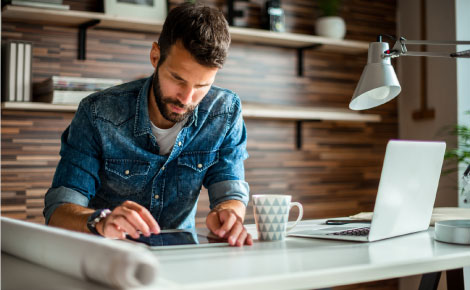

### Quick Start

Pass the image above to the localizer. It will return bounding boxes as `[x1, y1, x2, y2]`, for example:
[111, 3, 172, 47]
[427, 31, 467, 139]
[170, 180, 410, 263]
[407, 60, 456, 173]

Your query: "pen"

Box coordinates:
[325, 219, 371, 225]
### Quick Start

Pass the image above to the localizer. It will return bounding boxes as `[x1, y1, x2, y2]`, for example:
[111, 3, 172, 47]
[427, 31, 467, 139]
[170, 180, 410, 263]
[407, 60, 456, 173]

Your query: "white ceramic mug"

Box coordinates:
[252, 194, 303, 241]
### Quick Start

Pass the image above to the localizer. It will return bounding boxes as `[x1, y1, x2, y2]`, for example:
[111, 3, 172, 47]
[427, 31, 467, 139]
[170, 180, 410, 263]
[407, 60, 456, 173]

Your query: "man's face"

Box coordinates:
[152, 41, 219, 123]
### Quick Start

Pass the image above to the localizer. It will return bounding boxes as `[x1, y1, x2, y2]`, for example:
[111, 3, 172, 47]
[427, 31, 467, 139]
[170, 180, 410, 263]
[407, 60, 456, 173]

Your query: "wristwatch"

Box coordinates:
[86, 209, 111, 235]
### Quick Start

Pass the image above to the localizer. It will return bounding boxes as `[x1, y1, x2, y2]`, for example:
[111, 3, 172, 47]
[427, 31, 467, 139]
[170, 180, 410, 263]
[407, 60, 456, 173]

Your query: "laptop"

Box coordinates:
[289, 140, 446, 242]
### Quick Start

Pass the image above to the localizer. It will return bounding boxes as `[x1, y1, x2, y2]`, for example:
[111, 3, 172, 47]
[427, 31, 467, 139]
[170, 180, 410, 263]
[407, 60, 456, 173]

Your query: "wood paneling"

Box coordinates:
[1, 110, 75, 223]
[1, 1, 397, 289]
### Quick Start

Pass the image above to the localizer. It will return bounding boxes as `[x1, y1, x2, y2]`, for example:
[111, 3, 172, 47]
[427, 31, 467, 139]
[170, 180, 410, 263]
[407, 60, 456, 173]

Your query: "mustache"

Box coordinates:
[162, 97, 188, 110]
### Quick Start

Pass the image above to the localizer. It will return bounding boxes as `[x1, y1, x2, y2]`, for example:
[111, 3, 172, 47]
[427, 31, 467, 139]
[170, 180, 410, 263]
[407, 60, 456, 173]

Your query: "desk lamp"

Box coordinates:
[349, 35, 470, 245]
[349, 35, 470, 111]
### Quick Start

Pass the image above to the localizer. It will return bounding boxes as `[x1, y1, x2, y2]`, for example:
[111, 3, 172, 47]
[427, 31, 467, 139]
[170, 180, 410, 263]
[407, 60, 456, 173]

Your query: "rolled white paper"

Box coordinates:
[1, 217, 159, 288]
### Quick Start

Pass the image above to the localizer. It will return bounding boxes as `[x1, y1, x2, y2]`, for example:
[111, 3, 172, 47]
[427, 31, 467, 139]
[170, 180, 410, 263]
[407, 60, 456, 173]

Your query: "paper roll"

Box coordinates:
[1, 217, 159, 288]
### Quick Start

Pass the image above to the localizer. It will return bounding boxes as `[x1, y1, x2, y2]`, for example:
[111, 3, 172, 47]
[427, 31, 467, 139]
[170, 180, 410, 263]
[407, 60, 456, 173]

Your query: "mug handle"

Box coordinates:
[286, 202, 303, 232]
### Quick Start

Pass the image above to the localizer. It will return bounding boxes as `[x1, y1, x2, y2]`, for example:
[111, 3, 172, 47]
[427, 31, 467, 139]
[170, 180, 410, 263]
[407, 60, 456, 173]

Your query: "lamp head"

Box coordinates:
[349, 42, 401, 110]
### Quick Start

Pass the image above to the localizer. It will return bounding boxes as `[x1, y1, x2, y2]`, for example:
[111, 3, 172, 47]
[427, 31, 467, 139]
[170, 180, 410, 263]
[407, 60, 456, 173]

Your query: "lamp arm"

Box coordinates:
[402, 50, 470, 58]
[402, 40, 470, 45]
[384, 37, 470, 59]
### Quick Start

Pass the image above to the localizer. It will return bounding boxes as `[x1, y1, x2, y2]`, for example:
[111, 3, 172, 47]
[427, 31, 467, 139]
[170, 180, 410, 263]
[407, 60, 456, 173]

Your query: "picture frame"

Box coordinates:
[104, 0, 167, 22]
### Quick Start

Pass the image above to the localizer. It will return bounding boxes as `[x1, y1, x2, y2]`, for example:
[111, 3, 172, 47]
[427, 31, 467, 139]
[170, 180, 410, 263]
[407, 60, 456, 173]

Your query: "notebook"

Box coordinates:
[289, 140, 446, 242]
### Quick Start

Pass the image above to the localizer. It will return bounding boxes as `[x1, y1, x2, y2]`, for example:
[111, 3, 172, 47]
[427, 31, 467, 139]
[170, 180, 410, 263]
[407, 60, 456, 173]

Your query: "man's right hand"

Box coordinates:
[95, 201, 160, 239]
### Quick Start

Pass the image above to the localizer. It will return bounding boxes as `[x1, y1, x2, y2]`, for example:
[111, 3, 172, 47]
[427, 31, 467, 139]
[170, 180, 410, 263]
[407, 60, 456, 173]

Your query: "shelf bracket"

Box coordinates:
[226, 0, 244, 26]
[296, 121, 302, 149]
[295, 120, 322, 150]
[78, 19, 100, 60]
[297, 44, 322, 77]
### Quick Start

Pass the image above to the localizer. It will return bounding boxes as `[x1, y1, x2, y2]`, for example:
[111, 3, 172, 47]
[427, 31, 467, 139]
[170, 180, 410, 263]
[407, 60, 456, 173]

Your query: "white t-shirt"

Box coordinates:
[150, 120, 186, 156]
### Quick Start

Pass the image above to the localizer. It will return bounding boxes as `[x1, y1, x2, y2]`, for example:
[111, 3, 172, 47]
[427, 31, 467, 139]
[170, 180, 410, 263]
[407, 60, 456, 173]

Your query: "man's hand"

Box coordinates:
[206, 200, 253, 247]
[96, 201, 160, 239]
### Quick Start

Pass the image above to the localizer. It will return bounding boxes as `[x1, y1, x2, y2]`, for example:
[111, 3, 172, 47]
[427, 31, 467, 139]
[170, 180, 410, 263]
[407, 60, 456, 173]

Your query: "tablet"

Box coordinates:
[126, 229, 229, 250]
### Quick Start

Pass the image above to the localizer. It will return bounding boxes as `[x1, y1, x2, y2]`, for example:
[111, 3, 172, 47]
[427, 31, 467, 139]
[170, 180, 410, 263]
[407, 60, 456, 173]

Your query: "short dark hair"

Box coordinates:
[158, 3, 231, 68]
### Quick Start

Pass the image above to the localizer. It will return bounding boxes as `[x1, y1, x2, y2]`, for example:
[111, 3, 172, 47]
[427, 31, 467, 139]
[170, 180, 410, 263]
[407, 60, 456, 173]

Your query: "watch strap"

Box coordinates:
[87, 209, 111, 236]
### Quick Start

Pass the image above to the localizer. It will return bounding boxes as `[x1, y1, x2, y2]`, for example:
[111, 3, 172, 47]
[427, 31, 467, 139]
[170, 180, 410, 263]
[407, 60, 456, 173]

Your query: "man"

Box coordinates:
[43, 3, 252, 247]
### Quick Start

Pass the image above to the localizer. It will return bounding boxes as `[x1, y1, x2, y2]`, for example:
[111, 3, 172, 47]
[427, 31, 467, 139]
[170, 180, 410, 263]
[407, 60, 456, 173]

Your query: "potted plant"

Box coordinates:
[443, 111, 470, 205]
[315, 0, 346, 39]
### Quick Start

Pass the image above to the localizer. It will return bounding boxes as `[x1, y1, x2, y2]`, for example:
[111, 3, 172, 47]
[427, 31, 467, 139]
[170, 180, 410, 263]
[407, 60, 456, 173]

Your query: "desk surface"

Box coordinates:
[2, 220, 470, 290]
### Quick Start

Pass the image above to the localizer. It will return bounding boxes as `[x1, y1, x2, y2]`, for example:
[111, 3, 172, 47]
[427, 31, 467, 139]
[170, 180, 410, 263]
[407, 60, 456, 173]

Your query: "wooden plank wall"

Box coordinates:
[1, 110, 74, 222]
[2, 0, 398, 288]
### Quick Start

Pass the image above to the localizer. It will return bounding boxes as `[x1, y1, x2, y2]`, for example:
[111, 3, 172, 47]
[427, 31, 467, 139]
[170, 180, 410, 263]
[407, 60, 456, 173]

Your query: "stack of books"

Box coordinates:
[6, 0, 70, 10]
[1, 40, 33, 102]
[33, 76, 123, 105]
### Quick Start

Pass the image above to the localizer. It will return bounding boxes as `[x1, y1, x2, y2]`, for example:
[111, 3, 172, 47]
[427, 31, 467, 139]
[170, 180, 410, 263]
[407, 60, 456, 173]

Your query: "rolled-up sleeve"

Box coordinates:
[203, 97, 250, 209]
[43, 186, 90, 224]
[43, 98, 102, 223]
[207, 180, 249, 209]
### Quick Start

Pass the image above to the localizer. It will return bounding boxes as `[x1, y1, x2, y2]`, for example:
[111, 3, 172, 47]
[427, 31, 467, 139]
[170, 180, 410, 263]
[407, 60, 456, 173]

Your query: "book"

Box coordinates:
[16, 42, 24, 102]
[10, 0, 70, 10]
[30, 0, 64, 4]
[33, 76, 123, 96]
[34, 90, 97, 104]
[33, 76, 122, 104]
[23, 42, 32, 102]
[1, 41, 17, 102]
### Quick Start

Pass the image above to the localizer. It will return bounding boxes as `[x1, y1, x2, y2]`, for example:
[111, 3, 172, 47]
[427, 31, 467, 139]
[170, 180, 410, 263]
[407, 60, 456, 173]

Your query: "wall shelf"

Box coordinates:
[2, 101, 380, 149]
[2, 5, 165, 33]
[2, 5, 368, 51]
[2, 101, 380, 122]
[1, 101, 78, 112]
[243, 103, 380, 149]
[2, 5, 369, 73]
[242, 103, 380, 122]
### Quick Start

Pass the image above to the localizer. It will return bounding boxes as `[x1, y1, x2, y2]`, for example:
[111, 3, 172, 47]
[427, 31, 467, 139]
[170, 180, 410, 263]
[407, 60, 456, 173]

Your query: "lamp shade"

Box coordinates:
[349, 42, 401, 110]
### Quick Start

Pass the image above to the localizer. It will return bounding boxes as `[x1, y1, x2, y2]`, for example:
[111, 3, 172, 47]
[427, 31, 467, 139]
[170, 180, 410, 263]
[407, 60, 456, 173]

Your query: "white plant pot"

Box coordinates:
[315, 16, 346, 39]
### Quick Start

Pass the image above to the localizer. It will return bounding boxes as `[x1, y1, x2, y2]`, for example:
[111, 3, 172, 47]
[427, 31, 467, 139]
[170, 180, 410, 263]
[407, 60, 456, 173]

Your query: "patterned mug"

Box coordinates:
[252, 194, 303, 241]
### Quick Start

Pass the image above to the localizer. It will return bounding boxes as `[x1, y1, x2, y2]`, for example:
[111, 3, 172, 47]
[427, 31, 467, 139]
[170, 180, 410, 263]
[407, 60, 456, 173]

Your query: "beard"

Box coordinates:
[152, 66, 196, 123]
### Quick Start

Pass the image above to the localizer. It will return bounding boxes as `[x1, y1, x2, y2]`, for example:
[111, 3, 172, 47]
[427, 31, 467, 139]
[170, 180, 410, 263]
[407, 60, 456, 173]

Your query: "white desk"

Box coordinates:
[2, 220, 470, 290]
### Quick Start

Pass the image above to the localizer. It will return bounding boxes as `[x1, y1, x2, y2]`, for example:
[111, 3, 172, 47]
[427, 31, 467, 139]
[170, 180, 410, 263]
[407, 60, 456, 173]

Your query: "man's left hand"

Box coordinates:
[206, 202, 253, 247]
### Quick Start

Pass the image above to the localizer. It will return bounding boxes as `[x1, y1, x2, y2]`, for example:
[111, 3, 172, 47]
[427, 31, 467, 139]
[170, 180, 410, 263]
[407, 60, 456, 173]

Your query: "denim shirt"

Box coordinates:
[43, 76, 250, 229]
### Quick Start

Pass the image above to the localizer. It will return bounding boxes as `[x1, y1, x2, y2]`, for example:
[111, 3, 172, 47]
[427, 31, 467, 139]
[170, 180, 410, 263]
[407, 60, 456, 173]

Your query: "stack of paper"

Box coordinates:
[350, 207, 470, 226]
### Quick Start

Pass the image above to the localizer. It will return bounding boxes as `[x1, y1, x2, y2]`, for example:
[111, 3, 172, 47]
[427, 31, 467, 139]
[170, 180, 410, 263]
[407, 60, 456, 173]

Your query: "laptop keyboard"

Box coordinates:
[327, 227, 370, 236]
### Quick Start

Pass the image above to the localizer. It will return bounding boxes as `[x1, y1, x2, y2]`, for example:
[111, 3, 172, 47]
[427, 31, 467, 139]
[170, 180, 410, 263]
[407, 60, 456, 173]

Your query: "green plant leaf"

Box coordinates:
[442, 110, 470, 196]
[318, 0, 342, 17]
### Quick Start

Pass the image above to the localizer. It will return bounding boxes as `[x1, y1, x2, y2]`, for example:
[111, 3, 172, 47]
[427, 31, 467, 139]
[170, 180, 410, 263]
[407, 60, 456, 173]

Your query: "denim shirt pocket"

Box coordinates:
[177, 151, 219, 199]
[104, 159, 151, 196]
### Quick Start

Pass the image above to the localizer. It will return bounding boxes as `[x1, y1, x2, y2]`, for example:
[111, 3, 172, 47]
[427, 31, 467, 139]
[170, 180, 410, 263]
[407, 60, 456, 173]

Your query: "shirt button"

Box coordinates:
[178, 141, 182, 147]
[154, 195, 159, 199]
[124, 170, 130, 175]
[197, 163, 203, 169]
[161, 166, 165, 171]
